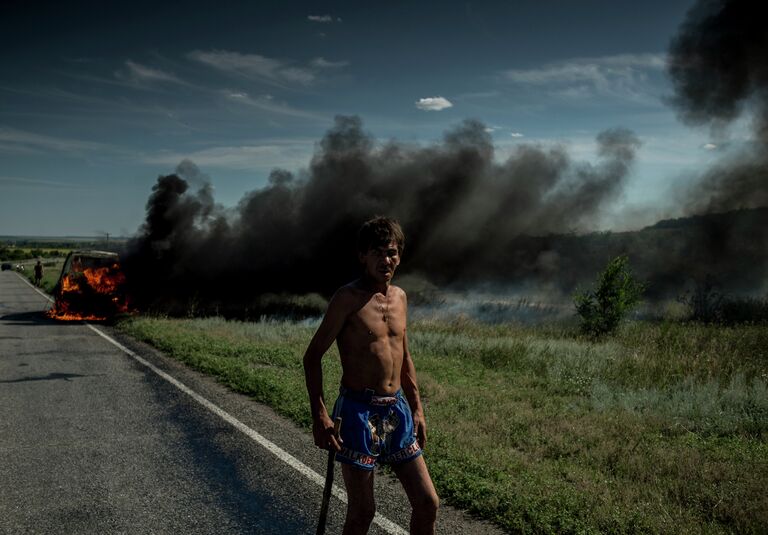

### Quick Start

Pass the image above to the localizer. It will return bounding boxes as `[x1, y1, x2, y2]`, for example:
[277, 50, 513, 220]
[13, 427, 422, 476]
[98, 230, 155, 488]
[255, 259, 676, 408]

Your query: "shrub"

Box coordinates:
[574, 255, 645, 337]
[679, 276, 768, 324]
[677, 275, 725, 323]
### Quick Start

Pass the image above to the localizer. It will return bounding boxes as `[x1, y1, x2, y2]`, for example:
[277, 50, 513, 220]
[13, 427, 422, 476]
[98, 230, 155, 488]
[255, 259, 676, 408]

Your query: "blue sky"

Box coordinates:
[0, 0, 728, 236]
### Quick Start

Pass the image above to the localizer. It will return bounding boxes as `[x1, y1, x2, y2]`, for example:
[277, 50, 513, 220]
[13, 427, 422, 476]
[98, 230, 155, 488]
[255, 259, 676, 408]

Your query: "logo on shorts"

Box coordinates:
[339, 447, 376, 467]
[368, 412, 400, 455]
[385, 441, 421, 463]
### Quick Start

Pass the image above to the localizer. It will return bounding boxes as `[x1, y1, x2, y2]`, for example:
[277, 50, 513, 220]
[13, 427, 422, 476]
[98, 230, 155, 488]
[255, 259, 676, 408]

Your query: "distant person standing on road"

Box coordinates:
[34, 260, 43, 286]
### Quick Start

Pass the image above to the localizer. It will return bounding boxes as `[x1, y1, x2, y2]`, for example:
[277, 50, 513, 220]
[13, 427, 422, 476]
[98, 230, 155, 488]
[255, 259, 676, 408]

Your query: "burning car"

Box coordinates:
[48, 250, 129, 321]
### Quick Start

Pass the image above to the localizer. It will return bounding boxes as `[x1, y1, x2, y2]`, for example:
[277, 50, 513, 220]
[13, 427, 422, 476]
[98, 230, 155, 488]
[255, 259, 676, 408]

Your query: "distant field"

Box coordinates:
[118, 315, 767, 534]
[0, 236, 125, 263]
[0, 235, 128, 245]
[0, 246, 72, 267]
[0, 248, 71, 259]
[3, 247, 72, 253]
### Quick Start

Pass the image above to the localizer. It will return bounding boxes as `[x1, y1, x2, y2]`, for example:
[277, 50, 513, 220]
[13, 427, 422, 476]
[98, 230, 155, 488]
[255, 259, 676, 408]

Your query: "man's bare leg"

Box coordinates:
[341, 464, 376, 535]
[393, 456, 439, 535]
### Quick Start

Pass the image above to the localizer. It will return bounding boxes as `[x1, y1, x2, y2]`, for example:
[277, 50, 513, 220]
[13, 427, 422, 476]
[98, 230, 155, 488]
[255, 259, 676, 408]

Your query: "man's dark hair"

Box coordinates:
[357, 216, 405, 254]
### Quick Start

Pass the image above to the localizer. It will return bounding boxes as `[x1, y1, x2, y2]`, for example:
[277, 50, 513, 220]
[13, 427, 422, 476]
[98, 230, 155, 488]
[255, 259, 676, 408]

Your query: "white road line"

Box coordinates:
[12, 271, 407, 533]
[85, 323, 408, 535]
[14, 272, 54, 303]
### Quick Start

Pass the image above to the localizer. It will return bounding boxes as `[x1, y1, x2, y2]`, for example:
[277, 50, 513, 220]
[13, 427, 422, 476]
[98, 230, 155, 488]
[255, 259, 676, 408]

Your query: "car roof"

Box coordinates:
[69, 250, 119, 259]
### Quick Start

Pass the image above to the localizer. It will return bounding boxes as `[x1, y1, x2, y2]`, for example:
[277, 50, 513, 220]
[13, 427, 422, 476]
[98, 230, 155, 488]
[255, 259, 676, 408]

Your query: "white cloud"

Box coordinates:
[142, 141, 314, 171]
[220, 90, 326, 120]
[483, 125, 512, 134]
[504, 53, 664, 84]
[278, 67, 316, 85]
[0, 142, 41, 155]
[510, 132, 524, 138]
[311, 57, 350, 69]
[189, 50, 316, 87]
[703, 143, 718, 151]
[189, 50, 313, 83]
[115, 60, 185, 86]
[502, 53, 666, 104]
[415, 97, 453, 111]
[494, 135, 598, 163]
[0, 175, 83, 189]
[0, 126, 115, 154]
[307, 14, 341, 23]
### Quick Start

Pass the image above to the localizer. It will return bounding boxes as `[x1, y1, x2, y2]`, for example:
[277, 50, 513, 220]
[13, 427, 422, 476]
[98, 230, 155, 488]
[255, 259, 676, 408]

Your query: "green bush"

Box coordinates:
[574, 255, 645, 337]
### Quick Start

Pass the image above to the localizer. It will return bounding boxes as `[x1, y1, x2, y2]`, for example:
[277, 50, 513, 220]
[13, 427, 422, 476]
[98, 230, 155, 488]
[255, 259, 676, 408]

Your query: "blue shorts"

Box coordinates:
[331, 387, 422, 471]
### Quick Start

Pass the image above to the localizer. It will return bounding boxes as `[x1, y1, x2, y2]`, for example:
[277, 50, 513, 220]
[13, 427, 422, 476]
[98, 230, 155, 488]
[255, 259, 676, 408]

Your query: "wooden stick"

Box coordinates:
[316, 417, 342, 535]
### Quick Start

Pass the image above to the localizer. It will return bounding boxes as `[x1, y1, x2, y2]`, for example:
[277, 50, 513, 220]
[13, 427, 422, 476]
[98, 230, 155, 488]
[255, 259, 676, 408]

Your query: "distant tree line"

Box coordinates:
[0, 246, 67, 261]
[2, 239, 98, 248]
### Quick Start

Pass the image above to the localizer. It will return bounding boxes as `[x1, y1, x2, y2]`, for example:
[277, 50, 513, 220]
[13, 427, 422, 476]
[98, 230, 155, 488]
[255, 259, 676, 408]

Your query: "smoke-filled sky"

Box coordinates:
[2, 0, 744, 237]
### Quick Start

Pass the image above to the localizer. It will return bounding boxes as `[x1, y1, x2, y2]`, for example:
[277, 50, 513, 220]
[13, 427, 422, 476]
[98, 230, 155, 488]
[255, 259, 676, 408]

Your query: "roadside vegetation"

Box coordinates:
[18, 259, 63, 294]
[117, 313, 767, 534]
[2, 241, 69, 295]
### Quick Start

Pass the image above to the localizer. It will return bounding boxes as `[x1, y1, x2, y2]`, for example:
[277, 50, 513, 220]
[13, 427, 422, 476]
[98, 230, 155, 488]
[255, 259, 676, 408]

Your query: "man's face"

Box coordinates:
[359, 240, 401, 284]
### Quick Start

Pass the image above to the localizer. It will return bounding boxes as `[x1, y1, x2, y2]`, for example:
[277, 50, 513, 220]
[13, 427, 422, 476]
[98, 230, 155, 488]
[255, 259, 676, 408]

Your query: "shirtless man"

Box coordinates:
[34, 260, 43, 287]
[303, 217, 439, 535]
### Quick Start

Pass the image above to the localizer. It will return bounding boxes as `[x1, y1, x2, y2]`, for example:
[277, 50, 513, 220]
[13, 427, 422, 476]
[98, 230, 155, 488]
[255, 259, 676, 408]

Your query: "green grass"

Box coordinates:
[20, 259, 63, 294]
[117, 316, 768, 534]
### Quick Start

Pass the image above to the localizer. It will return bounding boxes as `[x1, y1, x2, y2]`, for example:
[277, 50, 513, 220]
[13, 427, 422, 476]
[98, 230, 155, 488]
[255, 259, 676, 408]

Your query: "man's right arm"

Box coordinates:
[303, 288, 351, 451]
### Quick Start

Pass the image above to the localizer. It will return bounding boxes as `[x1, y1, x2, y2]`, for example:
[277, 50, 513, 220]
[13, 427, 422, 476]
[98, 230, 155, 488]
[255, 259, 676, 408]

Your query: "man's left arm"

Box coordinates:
[401, 322, 427, 449]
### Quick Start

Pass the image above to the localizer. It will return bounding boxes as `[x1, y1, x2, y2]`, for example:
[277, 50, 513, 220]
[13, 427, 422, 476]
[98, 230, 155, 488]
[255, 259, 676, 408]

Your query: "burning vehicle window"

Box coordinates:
[48, 251, 129, 321]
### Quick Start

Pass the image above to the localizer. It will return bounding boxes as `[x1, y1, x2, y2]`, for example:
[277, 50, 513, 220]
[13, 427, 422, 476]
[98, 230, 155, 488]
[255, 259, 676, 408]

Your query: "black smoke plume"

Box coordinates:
[123, 117, 640, 314]
[121, 0, 768, 317]
[667, 0, 768, 213]
[662, 0, 768, 296]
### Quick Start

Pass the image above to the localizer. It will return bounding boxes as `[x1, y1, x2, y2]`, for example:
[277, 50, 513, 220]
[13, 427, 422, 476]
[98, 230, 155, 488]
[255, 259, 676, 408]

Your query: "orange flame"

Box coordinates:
[83, 266, 126, 294]
[61, 275, 81, 293]
[48, 262, 129, 321]
[48, 311, 108, 321]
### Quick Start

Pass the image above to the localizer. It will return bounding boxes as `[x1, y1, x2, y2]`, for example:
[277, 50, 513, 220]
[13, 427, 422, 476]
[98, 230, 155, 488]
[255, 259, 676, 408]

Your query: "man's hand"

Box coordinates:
[313, 414, 343, 452]
[413, 410, 427, 449]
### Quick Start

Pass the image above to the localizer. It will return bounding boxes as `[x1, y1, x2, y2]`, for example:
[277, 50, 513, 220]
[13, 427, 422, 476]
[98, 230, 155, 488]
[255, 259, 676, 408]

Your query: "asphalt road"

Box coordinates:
[0, 271, 504, 535]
